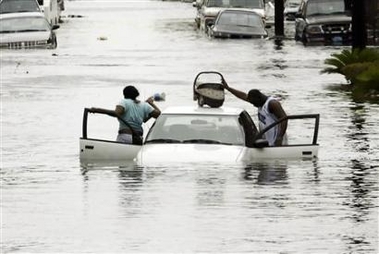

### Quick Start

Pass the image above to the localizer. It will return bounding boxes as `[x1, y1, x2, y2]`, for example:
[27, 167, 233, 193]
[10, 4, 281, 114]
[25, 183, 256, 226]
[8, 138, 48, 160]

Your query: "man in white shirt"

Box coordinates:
[221, 80, 287, 146]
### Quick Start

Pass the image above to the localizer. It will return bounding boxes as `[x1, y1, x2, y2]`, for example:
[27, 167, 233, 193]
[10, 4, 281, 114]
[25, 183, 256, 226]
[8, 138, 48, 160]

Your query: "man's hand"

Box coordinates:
[221, 78, 229, 90]
[145, 96, 154, 104]
[274, 137, 283, 146]
[88, 107, 97, 113]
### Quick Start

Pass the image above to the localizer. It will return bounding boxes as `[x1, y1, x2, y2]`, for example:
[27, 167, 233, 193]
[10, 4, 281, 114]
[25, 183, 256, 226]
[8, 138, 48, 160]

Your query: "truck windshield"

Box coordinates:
[218, 12, 262, 27]
[207, 0, 263, 8]
[306, 0, 347, 16]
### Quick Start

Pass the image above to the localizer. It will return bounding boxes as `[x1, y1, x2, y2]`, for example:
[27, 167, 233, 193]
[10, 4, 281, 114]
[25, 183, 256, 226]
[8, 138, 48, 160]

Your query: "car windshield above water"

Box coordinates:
[0, 0, 41, 14]
[217, 11, 263, 27]
[285, 0, 302, 8]
[145, 113, 245, 145]
[306, 0, 348, 16]
[207, 0, 264, 8]
[0, 16, 50, 33]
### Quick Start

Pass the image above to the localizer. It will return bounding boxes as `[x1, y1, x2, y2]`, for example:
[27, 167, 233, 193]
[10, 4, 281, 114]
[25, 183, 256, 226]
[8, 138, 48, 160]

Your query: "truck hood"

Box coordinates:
[306, 14, 351, 25]
[213, 25, 267, 37]
[0, 31, 51, 43]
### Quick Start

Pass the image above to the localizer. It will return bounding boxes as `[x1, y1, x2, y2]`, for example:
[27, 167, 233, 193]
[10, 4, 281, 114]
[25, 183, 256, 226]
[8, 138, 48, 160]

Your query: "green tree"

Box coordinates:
[321, 48, 379, 84]
[321, 48, 379, 102]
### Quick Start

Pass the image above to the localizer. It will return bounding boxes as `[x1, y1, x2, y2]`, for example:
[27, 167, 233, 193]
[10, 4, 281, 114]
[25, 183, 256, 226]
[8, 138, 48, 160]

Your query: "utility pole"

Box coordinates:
[351, 0, 367, 49]
[274, 0, 284, 37]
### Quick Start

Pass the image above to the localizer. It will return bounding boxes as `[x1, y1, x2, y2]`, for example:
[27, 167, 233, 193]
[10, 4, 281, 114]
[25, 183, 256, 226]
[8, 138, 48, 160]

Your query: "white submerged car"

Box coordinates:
[0, 12, 59, 49]
[80, 106, 320, 166]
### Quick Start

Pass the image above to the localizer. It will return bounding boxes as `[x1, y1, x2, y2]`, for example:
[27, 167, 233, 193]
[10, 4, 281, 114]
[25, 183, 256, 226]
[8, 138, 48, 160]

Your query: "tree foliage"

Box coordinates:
[321, 48, 379, 86]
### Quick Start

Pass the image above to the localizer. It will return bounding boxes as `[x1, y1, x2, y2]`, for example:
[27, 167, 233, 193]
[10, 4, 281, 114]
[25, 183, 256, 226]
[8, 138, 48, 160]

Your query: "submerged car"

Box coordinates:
[194, 0, 265, 32]
[0, 0, 41, 14]
[80, 106, 320, 166]
[80, 71, 320, 166]
[0, 12, 59, 49]
[294, 0, 352, 45]
[208, 9, 268, 38]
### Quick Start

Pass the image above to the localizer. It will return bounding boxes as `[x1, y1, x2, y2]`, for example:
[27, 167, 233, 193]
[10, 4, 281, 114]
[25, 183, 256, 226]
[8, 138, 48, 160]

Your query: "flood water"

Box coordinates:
[1, 0, 378, 253]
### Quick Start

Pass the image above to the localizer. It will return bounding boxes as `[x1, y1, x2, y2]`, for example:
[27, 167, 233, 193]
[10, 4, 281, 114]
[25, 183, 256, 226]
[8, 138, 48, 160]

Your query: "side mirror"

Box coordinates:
[207, 21, 214, 27]
[294, 12, 302, 18]
[285, 14, 295, 20]
[52, 24, 60, 30]
[193, 0, 203, 8]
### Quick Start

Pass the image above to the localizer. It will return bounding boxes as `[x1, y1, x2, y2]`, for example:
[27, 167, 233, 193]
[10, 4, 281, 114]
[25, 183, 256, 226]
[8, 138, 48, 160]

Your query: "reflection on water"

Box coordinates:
[347, 103, 370, 153]
[196, 173, 226, 206]
[243, 162, 288, 185]
[346, 160, 373, 222]
[343, 102, 377, 227]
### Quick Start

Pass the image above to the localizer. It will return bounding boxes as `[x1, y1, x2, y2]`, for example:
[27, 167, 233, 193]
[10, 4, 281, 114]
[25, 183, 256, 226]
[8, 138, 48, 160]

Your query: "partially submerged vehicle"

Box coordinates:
[208, 9, 268, 39]
[80, 106, 320, 165]
[294, 0, 352, 46]
[80, 72, 320, 166]
[0, 0, 41, 14]
[0, 12, 59, 49]
[136, 107, 320, 166]
[194, 0, 265, 32]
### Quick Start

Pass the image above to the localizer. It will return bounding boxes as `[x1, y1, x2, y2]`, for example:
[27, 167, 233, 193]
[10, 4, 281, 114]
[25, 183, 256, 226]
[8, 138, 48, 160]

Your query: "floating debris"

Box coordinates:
[67, 14, 84, 18]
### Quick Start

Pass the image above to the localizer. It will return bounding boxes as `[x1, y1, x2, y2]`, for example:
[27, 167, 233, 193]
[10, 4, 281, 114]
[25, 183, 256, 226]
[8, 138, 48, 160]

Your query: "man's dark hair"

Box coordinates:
[247, 89, 262, 100]
[247, 89, 267, 107]
[123, 85, 139, 100]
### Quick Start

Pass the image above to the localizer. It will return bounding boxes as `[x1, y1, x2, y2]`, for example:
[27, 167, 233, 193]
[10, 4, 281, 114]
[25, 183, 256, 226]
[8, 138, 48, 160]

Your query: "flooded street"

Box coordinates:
[1, 0, 378, 253]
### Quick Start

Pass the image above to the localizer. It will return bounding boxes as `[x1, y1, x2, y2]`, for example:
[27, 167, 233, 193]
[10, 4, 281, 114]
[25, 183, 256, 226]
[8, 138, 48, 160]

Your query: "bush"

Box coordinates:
[321, 48, 379, 102]
[321, 48, 379, 84]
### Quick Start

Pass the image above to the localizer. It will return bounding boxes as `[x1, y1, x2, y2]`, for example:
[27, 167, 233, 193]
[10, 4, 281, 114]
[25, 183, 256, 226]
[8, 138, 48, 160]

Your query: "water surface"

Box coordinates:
[1, 0, 378, 253]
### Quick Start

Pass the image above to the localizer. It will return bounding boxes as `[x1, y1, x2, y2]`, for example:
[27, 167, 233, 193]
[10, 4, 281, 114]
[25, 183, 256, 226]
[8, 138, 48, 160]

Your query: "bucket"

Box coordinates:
[193, 71, 225, 108]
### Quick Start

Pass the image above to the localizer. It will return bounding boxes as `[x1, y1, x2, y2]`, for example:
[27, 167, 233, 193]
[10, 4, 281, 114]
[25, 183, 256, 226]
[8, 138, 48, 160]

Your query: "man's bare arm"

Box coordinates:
[144, 97, 161, 122]
[269, 100, 287, 145]
[221, 79, 248, 102]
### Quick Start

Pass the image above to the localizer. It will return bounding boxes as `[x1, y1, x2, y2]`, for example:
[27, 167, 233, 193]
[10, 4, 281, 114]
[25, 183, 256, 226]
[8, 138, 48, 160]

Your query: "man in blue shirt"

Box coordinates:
[90, 86, 161, 144]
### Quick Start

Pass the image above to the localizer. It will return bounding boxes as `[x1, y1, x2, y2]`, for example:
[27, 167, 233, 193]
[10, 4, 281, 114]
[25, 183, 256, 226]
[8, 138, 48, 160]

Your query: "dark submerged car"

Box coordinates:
[208, 9, 268, 39]
[295, 0, 352, 45]
[0, 0, 41, 14]
[194, 0, 265, 32]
